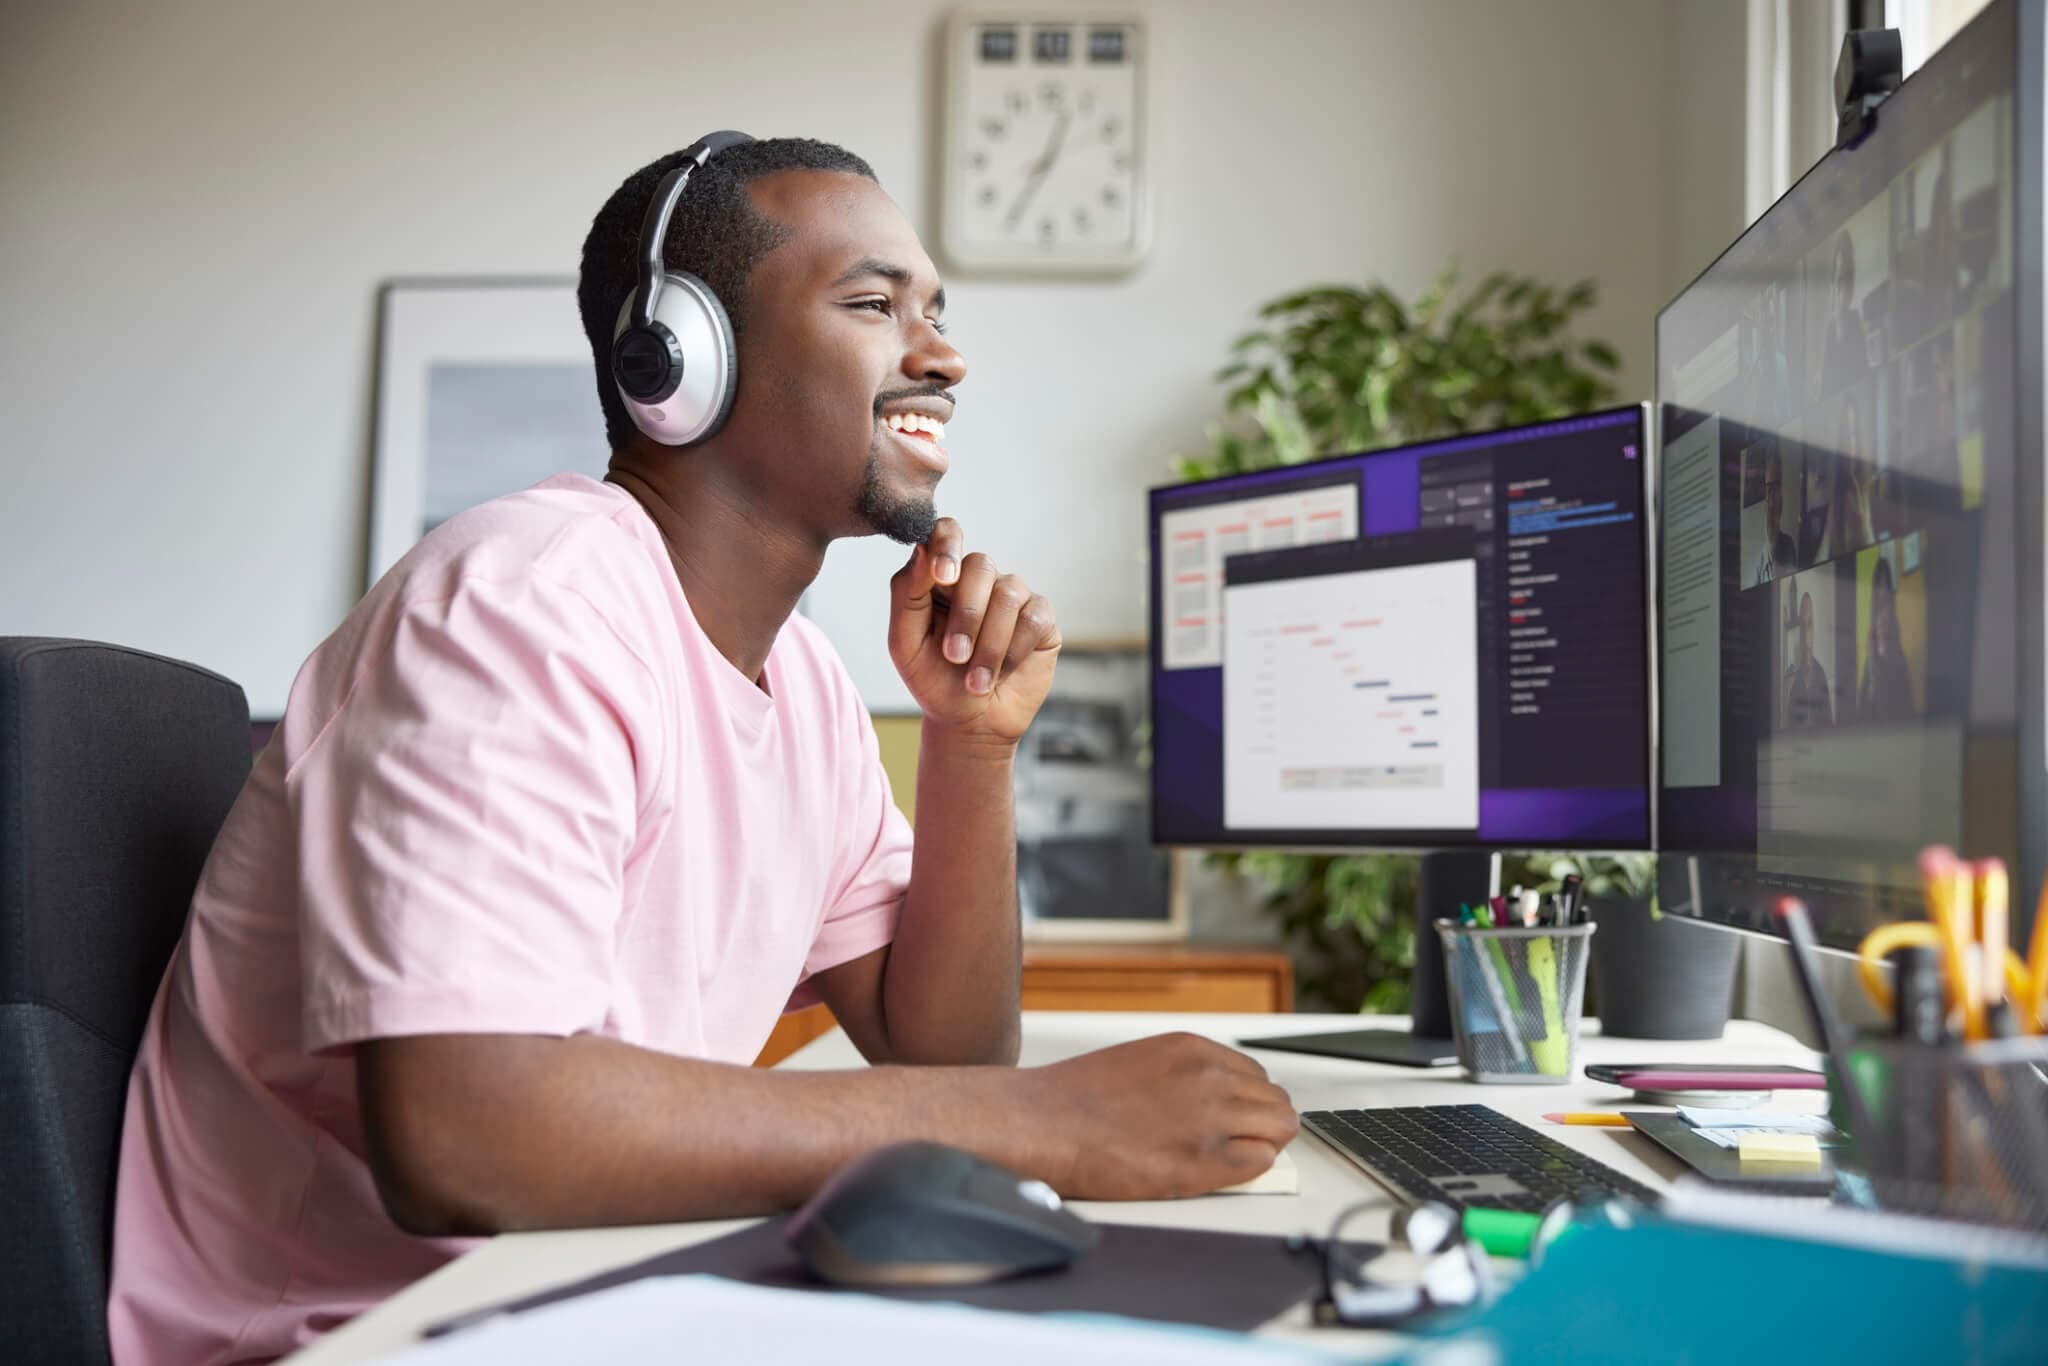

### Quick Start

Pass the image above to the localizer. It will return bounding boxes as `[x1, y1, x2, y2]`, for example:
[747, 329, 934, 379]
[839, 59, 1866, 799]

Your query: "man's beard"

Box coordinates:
[853, 447, 939, 545]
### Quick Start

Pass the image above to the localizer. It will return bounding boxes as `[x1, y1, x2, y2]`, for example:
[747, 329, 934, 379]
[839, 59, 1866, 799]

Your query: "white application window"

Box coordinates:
[1660, 415, 1722, 788]
[1223, 546, 1480, 832]
[1159, 481, 1359, 670]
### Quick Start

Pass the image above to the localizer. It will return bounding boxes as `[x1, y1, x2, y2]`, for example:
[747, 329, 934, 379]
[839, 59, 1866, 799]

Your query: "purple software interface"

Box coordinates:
[1148, 407, 1651, 850]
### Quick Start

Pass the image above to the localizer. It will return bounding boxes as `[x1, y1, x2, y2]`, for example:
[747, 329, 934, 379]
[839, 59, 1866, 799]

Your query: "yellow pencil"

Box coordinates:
[1952, 860, 1986, 1041]
[2029, 876, 2048, 1032]
[1542, 1112, 1634, 1128]
[1922, 847, 1978, 1039]
[1977, 859, 2009, 1017]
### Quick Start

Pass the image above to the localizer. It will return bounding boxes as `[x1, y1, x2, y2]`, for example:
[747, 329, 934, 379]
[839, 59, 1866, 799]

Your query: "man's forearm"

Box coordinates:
[881, 722, 1023, 1063]
[360, 1033, 1056, 1235]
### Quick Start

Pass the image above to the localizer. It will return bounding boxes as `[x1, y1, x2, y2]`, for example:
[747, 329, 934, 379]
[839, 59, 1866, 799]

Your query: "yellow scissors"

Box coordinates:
[1856, 849, 2039, 1039]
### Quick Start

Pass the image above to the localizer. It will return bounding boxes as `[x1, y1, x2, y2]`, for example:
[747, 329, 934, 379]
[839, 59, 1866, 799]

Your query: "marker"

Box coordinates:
[1543, 1112, 1633, 1128]
[1460, 1202, 1581, 1260]
[1775, 896, 1881, 1144]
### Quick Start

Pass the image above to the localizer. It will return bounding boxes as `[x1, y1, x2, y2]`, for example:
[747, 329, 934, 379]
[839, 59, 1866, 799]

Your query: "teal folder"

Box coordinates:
[1398, 1212, 2048, 1365]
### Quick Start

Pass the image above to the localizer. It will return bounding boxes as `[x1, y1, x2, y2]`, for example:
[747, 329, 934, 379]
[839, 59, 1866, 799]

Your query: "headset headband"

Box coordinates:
[630, 130, 755, 330]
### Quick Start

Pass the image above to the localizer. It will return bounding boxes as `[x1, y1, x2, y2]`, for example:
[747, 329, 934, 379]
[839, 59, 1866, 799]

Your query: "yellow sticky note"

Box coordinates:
[1738, 1132, 1822, 1165]
[1216, 1146, 1299, 1195]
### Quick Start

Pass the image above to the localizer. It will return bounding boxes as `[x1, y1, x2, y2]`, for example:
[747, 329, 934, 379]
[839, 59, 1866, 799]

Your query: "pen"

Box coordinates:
[1542, 1112, 1632, 1127]
[1774, 896, 1881, 1144]
[1460, 915, 1529, 1067]
[1470, 905, 1527, 1016]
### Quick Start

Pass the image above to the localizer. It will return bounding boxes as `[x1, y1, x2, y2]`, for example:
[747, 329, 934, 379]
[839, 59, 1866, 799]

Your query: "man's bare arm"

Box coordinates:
[809, 724, 1022, 1065]
[823, 526, 1059, 1065]
[356, 1030, 1297, 1236]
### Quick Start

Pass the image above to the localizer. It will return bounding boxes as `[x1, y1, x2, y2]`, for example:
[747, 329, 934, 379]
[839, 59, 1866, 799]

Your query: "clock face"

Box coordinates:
[942, 16, 1148, 270]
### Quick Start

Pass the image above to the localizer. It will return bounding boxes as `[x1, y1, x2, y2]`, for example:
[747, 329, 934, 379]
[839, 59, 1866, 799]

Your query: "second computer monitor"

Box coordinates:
[1149, 406, 1652, 850]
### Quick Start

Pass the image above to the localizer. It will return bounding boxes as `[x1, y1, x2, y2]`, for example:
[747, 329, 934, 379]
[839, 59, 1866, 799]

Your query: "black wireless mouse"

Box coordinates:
[786, 1141, 1099, 1287]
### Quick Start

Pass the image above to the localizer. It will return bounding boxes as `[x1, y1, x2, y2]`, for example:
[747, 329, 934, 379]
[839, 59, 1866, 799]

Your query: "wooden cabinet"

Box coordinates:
[753, 944, 1293, 1066]
[1017, 944, 1292, 1013]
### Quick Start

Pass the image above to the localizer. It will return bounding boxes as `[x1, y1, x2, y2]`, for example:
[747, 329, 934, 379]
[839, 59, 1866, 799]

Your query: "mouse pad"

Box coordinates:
[427, 1217, 1372, 1337]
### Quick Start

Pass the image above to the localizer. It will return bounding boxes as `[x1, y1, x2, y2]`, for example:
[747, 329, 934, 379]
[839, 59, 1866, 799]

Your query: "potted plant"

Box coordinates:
[1508, 852, 1738, 1040]
[1178, 266, 1621, 1012]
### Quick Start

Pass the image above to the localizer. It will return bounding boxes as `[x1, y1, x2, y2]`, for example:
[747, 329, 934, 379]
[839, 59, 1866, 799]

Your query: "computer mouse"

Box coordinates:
[785, 1140, 1099, 1287]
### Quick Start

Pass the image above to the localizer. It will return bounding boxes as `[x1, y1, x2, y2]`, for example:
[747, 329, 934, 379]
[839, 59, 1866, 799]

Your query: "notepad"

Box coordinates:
[392, 1275, 1327, 1365]
[1681, 1107, 1840, 1155]
[1736, 1132, 1824, 1164]
[1216, 1146, 1298, 1195]
[1678, 1106, 1834, 1133]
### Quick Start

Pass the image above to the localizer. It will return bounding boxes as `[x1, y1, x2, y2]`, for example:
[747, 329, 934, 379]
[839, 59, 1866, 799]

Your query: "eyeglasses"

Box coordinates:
[1289, 1196, 1633, 1330]
[1287, 1199, 1496, 1329]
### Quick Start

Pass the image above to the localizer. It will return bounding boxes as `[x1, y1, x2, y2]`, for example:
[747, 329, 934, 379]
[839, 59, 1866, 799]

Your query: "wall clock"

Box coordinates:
[938, 8, 1153, 274]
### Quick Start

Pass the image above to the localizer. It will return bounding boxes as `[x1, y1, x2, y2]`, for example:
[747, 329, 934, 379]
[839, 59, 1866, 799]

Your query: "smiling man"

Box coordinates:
[104, 136, 1297, 1364]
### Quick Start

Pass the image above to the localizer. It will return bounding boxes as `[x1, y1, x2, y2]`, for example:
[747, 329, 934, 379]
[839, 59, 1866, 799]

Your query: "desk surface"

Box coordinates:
[289, 1013, 1817, 1363]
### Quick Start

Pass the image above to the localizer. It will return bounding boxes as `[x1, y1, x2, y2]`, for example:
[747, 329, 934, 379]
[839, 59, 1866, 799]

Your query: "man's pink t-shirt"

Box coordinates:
[106, 474, 914, 1364]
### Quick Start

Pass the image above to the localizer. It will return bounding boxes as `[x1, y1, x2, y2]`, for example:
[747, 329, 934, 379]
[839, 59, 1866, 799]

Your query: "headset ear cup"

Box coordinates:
[612, 272, 737, 446]
[689, 272, 739, 442]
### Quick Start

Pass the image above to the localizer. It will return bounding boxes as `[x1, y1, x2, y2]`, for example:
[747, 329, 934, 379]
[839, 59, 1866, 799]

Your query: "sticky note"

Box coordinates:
[1217, 1146, 1299, 1195]
[1738, 1131, 1823, 1164]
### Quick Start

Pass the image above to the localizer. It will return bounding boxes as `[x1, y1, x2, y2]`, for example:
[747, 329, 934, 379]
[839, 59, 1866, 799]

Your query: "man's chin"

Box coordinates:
[853, 451, 940, 545]
[855, 486, 939, 546]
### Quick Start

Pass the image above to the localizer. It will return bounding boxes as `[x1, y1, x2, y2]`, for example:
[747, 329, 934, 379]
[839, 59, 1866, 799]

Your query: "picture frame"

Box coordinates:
[1015, 640, 1186, 942]
[366, 279, 605, 589]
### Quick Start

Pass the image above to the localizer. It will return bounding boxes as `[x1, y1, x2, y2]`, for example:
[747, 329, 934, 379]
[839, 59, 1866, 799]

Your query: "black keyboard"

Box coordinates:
[1301, 1104, 1659, 1212]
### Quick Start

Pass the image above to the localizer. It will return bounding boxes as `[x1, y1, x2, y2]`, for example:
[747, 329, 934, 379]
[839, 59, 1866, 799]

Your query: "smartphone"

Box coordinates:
[1585, 1062, 1825, 1090]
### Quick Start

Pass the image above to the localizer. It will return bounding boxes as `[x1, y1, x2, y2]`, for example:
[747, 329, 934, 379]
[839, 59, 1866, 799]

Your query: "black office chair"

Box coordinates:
[0, 638, 251, 1365]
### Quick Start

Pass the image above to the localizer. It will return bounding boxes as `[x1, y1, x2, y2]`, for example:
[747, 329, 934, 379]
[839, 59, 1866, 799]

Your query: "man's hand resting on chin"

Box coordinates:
[889, 517, 1059, 740]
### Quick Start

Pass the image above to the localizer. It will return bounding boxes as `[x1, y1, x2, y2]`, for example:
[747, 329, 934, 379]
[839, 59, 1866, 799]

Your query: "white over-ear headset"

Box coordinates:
[610, 130, 753, 446]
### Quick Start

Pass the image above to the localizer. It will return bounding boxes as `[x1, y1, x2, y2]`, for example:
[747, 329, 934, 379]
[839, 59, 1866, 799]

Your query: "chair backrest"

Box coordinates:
[0, 638, 251, 1365]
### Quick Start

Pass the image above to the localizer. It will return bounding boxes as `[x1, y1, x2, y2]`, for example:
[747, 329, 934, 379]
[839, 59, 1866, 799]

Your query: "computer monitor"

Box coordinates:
[1655, 0, 2045, 951]
[1149, 406, 1653, 852]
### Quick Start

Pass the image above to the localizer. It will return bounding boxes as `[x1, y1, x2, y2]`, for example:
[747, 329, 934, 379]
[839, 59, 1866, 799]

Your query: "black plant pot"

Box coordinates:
[1589, 897, 1739, 1040]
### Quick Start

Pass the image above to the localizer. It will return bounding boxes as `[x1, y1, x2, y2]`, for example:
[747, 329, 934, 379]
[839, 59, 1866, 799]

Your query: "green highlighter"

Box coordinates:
[1462, 1202, 1580, 1260]
[1526, 936, 1569, 1076]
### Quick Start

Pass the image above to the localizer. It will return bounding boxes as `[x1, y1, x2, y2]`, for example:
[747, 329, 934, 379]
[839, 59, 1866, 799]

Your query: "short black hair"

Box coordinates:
[578, 137, 877, 450]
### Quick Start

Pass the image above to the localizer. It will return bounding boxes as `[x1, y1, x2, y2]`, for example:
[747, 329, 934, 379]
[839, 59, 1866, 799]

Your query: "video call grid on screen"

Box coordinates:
[1149, 407, 1652, 850]
[1654, 0, 2028, 947]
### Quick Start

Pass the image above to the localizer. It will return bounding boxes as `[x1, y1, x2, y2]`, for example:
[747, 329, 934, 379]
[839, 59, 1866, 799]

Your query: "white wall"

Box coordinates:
[2, 0, 1673, 716]
[1666, 0, 1755, 299]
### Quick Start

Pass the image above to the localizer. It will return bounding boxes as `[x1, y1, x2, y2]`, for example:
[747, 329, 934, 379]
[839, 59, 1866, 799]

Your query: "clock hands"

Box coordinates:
[1004, 103, 1073, 232]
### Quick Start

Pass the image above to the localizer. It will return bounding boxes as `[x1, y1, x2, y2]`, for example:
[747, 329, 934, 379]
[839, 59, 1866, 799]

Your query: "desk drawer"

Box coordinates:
[754, 946, 1294, 1064]
[1021, 969, 1282, 1014]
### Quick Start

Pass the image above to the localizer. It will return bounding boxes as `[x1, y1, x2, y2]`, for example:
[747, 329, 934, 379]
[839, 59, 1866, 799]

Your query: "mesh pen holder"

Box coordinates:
[1436, 920, 1596, 1084]
[1838, 1034, 2048, 1233]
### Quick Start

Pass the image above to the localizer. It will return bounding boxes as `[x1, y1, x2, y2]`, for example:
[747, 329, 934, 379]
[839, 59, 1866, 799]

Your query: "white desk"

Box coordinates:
[288, 1013, 1817, 1363]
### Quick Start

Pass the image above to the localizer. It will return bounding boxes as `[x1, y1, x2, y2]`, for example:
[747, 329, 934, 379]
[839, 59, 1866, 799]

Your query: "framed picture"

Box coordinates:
[1016, 642, 1185, 941]
[367, 279, 606, 589]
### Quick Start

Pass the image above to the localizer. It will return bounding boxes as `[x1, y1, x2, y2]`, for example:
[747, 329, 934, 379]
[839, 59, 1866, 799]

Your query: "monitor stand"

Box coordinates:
[1238, 850, 1494, 1069]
